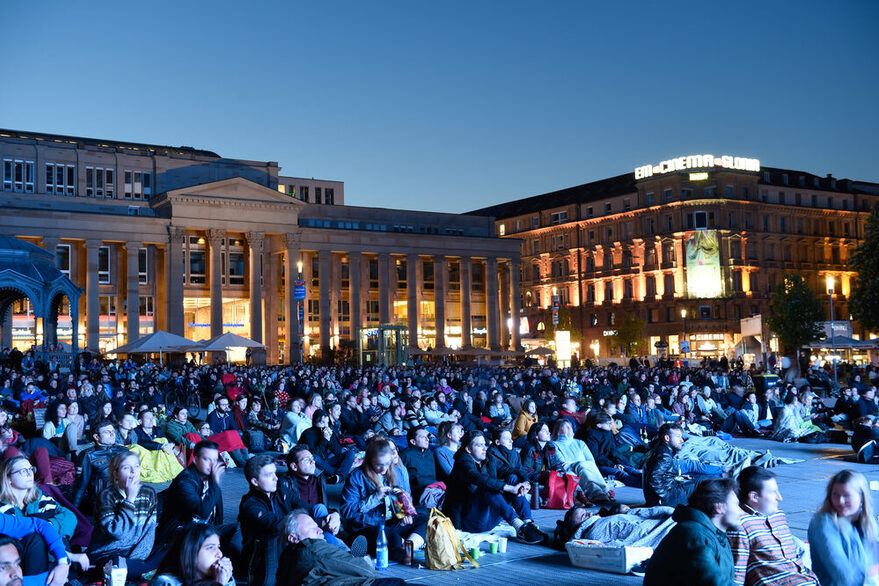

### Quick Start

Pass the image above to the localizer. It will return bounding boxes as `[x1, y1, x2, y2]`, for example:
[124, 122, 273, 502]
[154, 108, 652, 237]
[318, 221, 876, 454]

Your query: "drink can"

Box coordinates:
[403, 539, 414, 566]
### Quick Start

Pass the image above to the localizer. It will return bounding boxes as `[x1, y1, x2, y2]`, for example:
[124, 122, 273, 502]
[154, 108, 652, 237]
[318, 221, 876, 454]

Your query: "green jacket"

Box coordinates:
[0, 487, 78, 541]
[644, 505, 735, 586]
[164, 419, 197, 446]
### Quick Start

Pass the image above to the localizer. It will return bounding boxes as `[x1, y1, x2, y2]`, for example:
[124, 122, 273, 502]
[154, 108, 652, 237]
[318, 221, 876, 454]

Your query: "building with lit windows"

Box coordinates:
[0, 129, 520, 362]
[471, 154, 879, 361]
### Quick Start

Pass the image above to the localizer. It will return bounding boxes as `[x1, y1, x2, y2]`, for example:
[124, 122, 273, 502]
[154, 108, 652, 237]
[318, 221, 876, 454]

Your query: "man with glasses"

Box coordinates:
[281, 446, 343, 542]
[71, 420, 128, 510]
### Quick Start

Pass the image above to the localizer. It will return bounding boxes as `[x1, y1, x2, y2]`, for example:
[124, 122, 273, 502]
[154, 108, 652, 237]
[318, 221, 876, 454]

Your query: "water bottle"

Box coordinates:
[376, 522, 389, 571]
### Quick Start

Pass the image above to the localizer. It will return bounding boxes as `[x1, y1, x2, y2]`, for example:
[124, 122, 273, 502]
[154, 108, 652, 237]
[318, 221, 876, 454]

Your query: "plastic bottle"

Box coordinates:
[376, 522, 389, 571]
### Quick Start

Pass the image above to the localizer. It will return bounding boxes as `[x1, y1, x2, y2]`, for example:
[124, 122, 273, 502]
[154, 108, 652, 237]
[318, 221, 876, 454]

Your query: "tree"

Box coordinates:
[850, 208, 879, 334]
[610, 312, 646, 357]
[542, 306, 582, 342]
[766, 273, 824, 359]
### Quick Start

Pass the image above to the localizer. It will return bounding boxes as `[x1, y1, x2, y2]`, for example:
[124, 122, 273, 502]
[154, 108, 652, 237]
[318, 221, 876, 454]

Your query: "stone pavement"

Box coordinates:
[211, 438, 874, 585]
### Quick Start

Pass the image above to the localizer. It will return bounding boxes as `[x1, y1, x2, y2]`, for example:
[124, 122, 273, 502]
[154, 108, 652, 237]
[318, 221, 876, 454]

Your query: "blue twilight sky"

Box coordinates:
[1, 1, 877, 213]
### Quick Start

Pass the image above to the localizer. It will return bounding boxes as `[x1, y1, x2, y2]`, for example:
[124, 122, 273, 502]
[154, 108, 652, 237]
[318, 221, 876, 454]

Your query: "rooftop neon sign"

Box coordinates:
[635, 154, 760, 180]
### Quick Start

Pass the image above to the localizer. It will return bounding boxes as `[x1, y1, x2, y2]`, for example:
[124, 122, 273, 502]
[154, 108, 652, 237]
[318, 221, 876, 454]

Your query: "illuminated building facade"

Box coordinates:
[0, 129, 520, 362]
[471, 155, 879, 360]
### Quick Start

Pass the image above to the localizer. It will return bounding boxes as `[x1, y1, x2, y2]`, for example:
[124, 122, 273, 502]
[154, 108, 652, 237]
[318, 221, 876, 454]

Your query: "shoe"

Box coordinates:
[575, 492, 593, 507]
[517, 521, 547, 545]
[325, 474, 342, 485]
[350, 535, 368, 558]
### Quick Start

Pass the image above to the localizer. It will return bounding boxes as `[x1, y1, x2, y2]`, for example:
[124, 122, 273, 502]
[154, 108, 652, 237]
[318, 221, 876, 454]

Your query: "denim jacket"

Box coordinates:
[340, 467, 394, 532]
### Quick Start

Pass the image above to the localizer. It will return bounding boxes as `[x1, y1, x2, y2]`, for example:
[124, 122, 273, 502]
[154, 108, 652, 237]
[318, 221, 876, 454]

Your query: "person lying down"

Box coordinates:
[552, 505, 676, 550]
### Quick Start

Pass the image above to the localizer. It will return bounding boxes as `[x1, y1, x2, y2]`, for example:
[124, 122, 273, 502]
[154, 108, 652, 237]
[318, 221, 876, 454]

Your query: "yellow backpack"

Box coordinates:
[425, 508, 479, 570]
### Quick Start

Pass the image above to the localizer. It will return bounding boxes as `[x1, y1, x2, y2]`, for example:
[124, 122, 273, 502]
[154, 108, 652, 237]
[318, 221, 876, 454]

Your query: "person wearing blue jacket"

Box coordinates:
[0, 513, 74, 586]
[340, 438, 426, 562]
[808, 469, 879, 586]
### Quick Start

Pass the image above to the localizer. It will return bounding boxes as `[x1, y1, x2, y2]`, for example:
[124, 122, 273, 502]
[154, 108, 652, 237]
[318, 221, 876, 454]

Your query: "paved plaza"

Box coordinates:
[208, 437, 874, 585]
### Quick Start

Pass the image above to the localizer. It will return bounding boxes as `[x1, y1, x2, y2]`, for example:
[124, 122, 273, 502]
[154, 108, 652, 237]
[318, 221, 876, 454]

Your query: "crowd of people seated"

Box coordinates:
[0, 344, 875, 585]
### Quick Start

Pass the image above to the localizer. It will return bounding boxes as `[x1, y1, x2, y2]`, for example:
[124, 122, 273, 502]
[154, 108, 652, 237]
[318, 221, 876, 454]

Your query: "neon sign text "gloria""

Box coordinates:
[634, 155, 760, 180]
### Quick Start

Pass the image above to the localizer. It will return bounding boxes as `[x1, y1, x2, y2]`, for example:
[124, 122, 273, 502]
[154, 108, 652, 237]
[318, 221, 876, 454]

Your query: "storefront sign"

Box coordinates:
[635, 154, 760, 180]
[602, 329, 618, 337]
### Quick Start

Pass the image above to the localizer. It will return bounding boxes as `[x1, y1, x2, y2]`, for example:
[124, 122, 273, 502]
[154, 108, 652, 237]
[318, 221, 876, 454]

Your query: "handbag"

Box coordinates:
[543, 471, 579, 509]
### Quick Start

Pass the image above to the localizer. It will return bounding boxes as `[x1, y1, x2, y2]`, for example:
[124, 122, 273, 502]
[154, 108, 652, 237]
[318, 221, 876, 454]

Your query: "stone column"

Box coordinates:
[1, 305, 12, 348]
[264, 245, 279, 363]
[85, 239, 101, 352]
[126, 241, 140, 345]
[208, 229, 225, 338]
[283, 233, 301, 364]
[330, 253, 340, 346]
[247, 231, 264, 343]
[434, 256, 446, 349]
[349, 252, 362, 347]
[460, 257, 472, 348]
[319, 250, 331, 355]
[378, 253, 390, 324]
[407, 253, 419, 347]
[486, 257, 500, 350]
[41, 238, 61, 349]
[499, 262, 510, 349]
[167, 227, 185, 335]
[510, 259, 522, 351]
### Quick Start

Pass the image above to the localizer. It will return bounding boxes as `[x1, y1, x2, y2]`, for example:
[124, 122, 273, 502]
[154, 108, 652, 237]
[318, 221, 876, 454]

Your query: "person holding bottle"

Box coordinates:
[340, 438, 426, 563]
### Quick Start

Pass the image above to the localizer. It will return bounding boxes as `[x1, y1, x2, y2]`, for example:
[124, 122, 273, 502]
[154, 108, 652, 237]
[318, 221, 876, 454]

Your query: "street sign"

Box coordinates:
[293, 280, 306, 300]
[680, 340, 690, 353]
[298, 304, 304, 324]
[552, 311, 559, 326]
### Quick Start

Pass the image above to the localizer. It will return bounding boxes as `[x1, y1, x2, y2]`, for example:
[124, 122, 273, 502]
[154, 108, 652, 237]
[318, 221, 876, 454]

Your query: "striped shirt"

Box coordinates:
[727, 504, 819, 586]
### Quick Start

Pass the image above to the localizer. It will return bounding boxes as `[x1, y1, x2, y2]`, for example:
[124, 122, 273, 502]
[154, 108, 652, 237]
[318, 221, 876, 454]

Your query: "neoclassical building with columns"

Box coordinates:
[0, 129, 521, 362]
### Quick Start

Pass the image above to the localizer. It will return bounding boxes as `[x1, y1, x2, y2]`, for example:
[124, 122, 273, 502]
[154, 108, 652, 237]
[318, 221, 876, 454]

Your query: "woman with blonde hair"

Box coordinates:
[340, 438, 426, 562]
[0, 455, 78, 542]
[808, 469, 879, 586]
[88, 451, 165, 580]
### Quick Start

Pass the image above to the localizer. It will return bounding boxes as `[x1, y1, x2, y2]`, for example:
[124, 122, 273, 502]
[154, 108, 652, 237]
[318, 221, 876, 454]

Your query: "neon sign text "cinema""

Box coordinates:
[634, 154, 760, 180]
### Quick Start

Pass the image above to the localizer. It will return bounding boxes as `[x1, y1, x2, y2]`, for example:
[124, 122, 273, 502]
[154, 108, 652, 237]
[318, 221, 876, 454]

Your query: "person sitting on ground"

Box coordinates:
[487, 429, 534, 486]
[157, 440, 236, 558]
[88, 452, 165, 580]
[643, 422, 724, 507]
[206, 397, 250, 467]
[552, 419, 614, 504]
[71, 420, 130, 511]
[808, 469, 878, 586]
[853, 386, 878, 420]
[728, 466, 819, 586]
[519, 420, 566, 490]
[434, 421, 463, 483]
[583, 413, 642, 488]
[279, 446, 349, 548]
[245, 398, 280, 451]
[399, 427, 437, 503]
[297, 409, 356, 483]
[151, 523, 234, 586]
[421, 396, 453, 427]
[644, 477, 741, 586]
[276, 510, 406, 586]
[0, 456, 78, 545]
[40, 402, 68, 451]
[239, 454, 304, 586]
[280, 397, 311, 447]
[772, 393, 824, 443]
[832, 387, 856, 427]
[488, 392, 513, 428]
[512, 399, 538, 446]
[163, 406, 198, 450]
[340, 438, 427, 562]
[443, 430, 546, 544]
[0, 516, 83, 586]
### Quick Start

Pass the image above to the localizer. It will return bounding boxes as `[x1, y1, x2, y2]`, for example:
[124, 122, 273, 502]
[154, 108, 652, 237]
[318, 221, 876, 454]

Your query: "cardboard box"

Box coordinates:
[565, 539, 653, 574]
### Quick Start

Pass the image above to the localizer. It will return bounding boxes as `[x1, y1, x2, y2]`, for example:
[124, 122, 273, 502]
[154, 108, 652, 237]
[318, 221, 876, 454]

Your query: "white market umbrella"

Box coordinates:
[107, 330, 197, 366]
[189, 332, 265, 364]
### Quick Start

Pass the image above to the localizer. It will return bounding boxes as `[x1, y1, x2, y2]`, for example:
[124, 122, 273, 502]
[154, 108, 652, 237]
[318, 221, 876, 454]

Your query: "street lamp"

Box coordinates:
[297, 260, 304, 364]
[681, 309, 687, 359]
[827, 276, 837, 387]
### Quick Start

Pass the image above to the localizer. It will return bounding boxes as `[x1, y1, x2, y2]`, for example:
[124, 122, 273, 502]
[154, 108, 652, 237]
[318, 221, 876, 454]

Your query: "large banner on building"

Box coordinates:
[685, 230, 722, 298]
